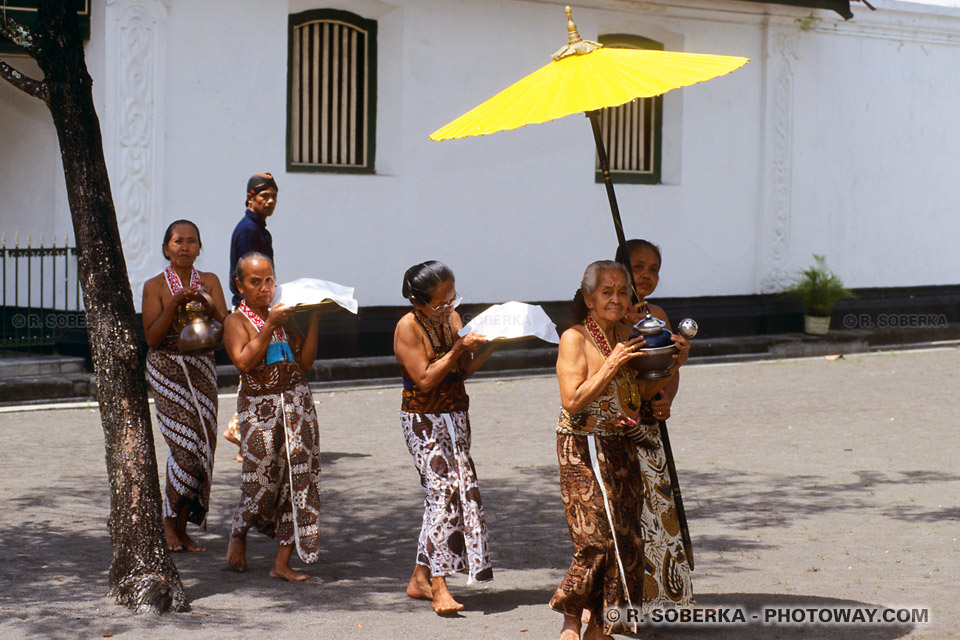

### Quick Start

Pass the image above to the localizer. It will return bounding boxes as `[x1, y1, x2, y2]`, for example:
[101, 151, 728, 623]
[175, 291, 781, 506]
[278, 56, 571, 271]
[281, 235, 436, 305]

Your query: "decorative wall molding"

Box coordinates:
[797, 8, 960, 47]
[757, 21, 798, 294]
[570, 0, 960, 44]
[104, 0, 169, 311]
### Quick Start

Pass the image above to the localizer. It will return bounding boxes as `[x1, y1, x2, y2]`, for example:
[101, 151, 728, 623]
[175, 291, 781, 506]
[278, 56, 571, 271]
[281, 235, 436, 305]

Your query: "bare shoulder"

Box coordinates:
[559, 325, 587, 349]
[558, 326, 588, 373]
[395, 311, 416, 335]
[395, 311, 423, 344]
[142, 272, 165, 295]
[224, 310, 246, 332]
[198, 270, 222, 288]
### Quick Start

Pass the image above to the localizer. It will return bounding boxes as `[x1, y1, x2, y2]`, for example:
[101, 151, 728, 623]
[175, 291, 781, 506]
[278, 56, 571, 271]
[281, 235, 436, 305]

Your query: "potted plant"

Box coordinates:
[784, 254, 855, 335]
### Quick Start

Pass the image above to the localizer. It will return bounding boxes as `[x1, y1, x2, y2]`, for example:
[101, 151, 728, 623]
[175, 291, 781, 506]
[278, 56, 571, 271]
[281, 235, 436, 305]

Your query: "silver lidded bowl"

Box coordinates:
[627, 313, 698, 380]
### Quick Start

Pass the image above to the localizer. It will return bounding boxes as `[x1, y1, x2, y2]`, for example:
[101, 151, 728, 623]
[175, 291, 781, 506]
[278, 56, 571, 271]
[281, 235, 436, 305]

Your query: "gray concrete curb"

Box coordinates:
[2, 324, 958, 404]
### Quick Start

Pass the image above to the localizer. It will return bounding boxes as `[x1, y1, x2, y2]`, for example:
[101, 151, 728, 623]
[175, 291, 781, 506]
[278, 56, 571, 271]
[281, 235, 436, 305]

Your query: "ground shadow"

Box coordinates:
[680, 467, 960, 529]
[0, 451, 951, 637]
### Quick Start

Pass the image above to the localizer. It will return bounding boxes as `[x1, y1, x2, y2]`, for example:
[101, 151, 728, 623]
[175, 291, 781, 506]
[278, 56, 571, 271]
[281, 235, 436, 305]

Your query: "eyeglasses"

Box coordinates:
[428, 294, 462, 312]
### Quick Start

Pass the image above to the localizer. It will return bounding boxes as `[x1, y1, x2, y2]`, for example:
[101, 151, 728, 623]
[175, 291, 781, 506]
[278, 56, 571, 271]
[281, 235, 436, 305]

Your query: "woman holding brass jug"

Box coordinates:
[142, 219, 228, 552]
[551, 260, 689, 639]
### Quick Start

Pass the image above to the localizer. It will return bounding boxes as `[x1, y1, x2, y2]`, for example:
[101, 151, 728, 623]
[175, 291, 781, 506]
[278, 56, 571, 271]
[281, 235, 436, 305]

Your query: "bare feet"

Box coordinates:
[583, 614, 614, 640]
[225, 534, 247, 571]
[270, 565, 311, 581]
[177, 531, 206, 552]
[163, 517, 182, 551]
[431, 576, 464, 615]
[560, 613, 581, 640]
[175, 506, 205, 551]
[270, 544, 310, 582]
[406, 564, 433, 600]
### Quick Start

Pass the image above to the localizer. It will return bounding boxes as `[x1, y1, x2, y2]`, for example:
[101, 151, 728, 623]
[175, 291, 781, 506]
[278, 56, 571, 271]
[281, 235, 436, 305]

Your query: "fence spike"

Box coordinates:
[27, 233, 32, 246]
[1, 233, 5, 248]
[40, 233, 45, 246]
[15, 233, 19, 248]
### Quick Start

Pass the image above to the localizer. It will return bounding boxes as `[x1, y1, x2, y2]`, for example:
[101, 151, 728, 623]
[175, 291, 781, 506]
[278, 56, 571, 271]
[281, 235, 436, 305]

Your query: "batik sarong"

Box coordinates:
[551, 316, 646, 635]
[231, 380, 322, 562]
[230, 304, 322, 563]
[638, 428, 694, 611]
[551, 424, 644, 635]
[146, 348, 218, 526]
[400, 409, 492, 583]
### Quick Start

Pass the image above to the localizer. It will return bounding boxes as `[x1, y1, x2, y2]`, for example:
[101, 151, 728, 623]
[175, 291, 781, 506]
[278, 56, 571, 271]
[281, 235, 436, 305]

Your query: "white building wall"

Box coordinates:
[786, 4, 960, 288]
[1, 0, 958, 311]
[0, 54, 71, 247]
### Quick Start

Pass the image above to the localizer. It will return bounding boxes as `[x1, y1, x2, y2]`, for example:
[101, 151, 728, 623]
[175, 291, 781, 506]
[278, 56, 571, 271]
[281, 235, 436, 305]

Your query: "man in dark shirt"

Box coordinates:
[229, 173, 278, 307]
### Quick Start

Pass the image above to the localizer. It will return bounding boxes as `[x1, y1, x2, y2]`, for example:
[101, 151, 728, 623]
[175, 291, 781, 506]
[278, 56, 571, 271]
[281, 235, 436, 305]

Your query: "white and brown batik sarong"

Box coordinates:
[638, 429, 694, 612]
[146, 348, 218, 526]
[231, 380, 323, 563]
[400, 409, 492, 583]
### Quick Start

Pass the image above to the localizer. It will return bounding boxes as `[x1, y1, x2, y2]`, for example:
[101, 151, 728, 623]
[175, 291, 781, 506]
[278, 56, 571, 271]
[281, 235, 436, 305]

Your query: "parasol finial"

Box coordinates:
[566, 6, 580, 45]
[552, 6, 601, 61]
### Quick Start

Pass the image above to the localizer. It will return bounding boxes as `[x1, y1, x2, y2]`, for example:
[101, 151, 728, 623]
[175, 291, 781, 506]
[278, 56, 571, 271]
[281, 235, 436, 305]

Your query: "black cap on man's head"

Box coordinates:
[247, 172, 278, 196]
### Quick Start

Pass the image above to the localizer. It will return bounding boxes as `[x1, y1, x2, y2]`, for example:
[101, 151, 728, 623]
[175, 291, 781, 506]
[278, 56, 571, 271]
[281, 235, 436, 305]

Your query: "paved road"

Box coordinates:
[0, 348, 957, 639]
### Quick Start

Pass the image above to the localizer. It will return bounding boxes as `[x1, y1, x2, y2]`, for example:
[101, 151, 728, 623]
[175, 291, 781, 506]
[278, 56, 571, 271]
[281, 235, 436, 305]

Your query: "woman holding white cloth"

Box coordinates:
[393, 260, 496, 615]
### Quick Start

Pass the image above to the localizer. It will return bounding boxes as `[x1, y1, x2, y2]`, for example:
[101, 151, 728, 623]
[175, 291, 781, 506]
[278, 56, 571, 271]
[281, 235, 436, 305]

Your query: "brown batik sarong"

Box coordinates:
[550, 427, 644, 635]
[400, 409, 492, 583]
[146, 348, 218, 526]
[638, 428, 694, 612]
[231, 379, 323, 563]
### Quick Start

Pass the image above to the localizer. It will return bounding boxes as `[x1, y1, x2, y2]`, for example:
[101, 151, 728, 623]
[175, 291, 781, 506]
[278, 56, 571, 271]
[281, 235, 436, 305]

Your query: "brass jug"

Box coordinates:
[178, 292, 223, 354]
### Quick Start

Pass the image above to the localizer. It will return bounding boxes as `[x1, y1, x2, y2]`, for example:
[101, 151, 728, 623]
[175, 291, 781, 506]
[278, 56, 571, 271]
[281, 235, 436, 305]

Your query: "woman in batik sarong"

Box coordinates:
[142, 220, 228, 552]
[616, 239, 695, 615]
[223, 252, 323, 581]
[394, 261, 497, 615]
[552, 261, 689, 640]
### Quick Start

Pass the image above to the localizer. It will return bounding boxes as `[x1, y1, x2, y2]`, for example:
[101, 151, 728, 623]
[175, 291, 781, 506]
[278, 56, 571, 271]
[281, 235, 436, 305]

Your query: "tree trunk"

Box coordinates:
[31, 0, 186, 612]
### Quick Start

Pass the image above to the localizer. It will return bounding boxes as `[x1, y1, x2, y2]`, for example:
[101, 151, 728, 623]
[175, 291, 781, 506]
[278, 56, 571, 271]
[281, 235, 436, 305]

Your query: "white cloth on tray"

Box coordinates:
[458, 301, 559, 344]
[271, 278, 358, 314]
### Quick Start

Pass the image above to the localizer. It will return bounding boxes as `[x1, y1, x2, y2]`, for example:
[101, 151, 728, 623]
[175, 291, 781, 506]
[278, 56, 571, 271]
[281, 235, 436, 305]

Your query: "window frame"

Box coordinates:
[594, 34, 663, 186]
[285, 8, 378, 175]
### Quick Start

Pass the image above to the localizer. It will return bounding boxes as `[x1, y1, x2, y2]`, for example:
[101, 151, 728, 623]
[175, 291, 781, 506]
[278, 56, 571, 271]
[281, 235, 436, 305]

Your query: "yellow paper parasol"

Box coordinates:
[430, 6, 749, 291]
[430, 7, 749, 575]
[430, 45, 749, 141]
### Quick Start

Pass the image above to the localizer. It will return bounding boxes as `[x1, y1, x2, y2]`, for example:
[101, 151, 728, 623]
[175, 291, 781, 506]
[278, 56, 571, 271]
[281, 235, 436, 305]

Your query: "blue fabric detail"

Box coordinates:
[266, 341, 294, 365]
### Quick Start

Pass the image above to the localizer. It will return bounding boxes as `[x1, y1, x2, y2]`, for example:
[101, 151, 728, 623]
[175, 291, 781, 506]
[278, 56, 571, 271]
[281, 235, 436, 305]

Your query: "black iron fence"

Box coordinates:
[1, 233, 84, 352]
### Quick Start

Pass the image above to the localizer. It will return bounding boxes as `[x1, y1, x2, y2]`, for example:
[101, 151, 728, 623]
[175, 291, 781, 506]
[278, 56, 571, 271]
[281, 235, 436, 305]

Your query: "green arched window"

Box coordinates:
[287, 9, 377, 173]
[595, 34, 663, 185]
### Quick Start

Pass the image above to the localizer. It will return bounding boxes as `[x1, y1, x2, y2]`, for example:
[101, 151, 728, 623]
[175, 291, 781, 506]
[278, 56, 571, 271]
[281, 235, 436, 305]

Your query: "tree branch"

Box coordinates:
[0, 11, 37, 54]
[0, 57, 46, 100]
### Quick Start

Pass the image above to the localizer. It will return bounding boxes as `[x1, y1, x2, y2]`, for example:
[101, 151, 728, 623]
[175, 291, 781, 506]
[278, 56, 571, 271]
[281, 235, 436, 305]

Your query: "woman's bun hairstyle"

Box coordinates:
[402, 260, 454, 306]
